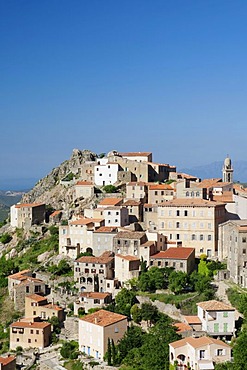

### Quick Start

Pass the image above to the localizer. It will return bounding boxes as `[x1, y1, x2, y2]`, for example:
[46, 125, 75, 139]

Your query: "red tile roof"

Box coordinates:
[26, 294, 47, 303]
[76, 254, 114, 264]
[151, 247, 195, 260]
[197, 300, 235, 311]
[15, 203, 44, 208]
[80, 292, 111, 299]
[98, 198, 123, 206]
[149, 184, 173, 190]
[8, 270, 31, 280]
[76, 181, 94, 186]
[120, 152, 152, 157]
[0, 356, 16, 366]
[170, 336, 230, 349]
[50, 210, 62, 217]
[10, 320, 51, 329]
[123, 200, 141, 206]
[116, 254, 140, 261]
[158, 199, 225, 207]
[173, 322, 192, 333]
[184, 315, 202, 324]
[94, 226, 118, 233]
[70, 218, 104, 225]
[80, 309, 127, 327]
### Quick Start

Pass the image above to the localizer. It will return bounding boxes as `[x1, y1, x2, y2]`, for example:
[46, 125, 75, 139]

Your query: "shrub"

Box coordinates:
[0, 233, 12, 244]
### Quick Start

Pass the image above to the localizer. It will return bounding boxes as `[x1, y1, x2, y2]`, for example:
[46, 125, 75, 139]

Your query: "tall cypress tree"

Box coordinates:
[107, 337, 112, 366]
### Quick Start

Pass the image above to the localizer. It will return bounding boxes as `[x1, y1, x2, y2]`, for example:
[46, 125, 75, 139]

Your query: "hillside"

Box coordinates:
[21, 148, 97, 210]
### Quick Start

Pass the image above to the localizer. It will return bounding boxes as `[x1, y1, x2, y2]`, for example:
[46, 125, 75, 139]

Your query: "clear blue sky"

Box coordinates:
[1, 0, 247, 189]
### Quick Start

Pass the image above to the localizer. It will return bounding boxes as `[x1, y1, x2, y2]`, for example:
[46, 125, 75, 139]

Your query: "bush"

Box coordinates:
[0, 233, 12, 244]
[103, 185, 118, 193]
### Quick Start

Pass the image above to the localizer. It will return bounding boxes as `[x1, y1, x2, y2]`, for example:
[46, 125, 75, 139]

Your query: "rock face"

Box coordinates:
[21, 149, 97, 209]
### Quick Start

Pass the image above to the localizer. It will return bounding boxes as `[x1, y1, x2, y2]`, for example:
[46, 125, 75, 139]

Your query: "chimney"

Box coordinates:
[94, 318, 98, 324]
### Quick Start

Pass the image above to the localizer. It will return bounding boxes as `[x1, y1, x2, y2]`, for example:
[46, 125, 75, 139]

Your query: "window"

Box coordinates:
[176, 234, 180, 240]
[243, 249, 246, 255]
[176, 222, 180, 228]
[223, 311, 228, 318]
[114, 327, 119, 333]
[243, 237, 247, 243]
[192, 234, 196, 240]
[108, 211, 111, 215]
[36, 330, 39, 334]
[94, 299, 100, 304]
[176, 210, 180, 216]
[28, 339, 31, 343]
[199, 350, 205, 359]
[208, 235, 212, 241]
[17, 338, 19, 342]
[200, 234, 204, 241]
[186, 191, 189, 197]
[155, 191, 158, 195]
[180, 262, 183, 268]
[161, 222, 164, 228]
[26, 286, 30, 293]
[184, 210, 188, 216]
[30, 330, 33, 334]
[33, 311, 36, 315]
[217, 349, 224, 356]
[223, 323, 228, 332]
[158, 261, 161, 266]
[169, 234, 172, 240]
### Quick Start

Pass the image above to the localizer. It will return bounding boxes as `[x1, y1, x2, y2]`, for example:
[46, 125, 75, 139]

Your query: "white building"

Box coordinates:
[94, 163, 119, 186]
[103, 207, 129, 227]
[79, 309, 127, 359]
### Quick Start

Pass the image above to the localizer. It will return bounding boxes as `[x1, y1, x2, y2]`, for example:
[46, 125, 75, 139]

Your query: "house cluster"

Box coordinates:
[8, 151, 247, 367]
[7, 270, 65, 351]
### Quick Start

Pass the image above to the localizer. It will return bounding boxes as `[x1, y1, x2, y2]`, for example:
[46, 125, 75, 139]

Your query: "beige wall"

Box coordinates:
[10, 324, 51, 350]
[157, 204, 226, 257]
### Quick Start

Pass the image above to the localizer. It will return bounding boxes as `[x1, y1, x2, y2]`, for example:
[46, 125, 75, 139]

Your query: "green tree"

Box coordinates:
[130, 304, 142, 324]
[115, 288, 136, 317]
[233, 330, 247, 368]
[107, 338, 112, 366]
[0, 233, 12, 244]
[103, 185, 118, 193]
[60, 341, 79, 359]
[117, 325, 144, 364]
[140, 302, 159, 327]
[168, 271, 188, 294]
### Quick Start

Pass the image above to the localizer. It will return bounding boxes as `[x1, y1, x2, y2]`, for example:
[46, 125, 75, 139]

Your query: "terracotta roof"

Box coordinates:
[76, 181, 94, 186]
[197, 300, 235, 311]
[158, 199, 225, 207]
[17, 277, 44, 286]
[184, 315, 202, 324]
[70, 218, 104, 226]
[195, 178, 222, 189]
[149, 184, 173, 191]
[80, 309, 127, 327]
[94, 226, 118, 233]
[80, 292, 111, 299]
[177, 173, 199, 180]
[127, 182, 149, 186]
[44, 304, 63, 311]
[116, 254, 140, 261]
[8, 270, 31, 280]
[26, 294, 47, 303]
[151, 247, 195, 260]
[120, 152, 152, 157]
[15, 203, 44, 208]
[114, 231, 146, 239]
[98, 198, 123, 206]
[76, 254, 114, 264]
[173, 322, 192, 333]
[10, 321, 51, 329]
[50, 210, 62, 217]
[0, 356, 16, 365]
[144, 203, 157, 208]
[141, 241, 155, 247]
[212, 194, 234, 203]
[170, 336, 230, 349]
[123, 200, 141, 206]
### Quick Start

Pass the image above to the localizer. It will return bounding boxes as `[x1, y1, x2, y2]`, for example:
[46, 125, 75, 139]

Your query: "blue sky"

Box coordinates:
[1, 0, 247, 189]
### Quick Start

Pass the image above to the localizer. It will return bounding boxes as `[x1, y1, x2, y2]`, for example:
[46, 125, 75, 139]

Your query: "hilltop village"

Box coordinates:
[0, 149, 247, 370]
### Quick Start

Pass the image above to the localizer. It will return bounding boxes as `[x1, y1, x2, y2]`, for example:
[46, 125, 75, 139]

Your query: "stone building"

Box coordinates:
[10, 203, 45, 229]
[150, 247, 195, 274]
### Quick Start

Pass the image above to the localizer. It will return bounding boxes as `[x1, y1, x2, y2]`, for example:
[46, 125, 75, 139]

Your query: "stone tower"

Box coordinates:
[222, 155, 233, 183]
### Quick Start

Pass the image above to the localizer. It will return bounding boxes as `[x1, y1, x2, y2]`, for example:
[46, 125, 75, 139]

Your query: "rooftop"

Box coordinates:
[80, 292, 111, 299]
[50, 210, 62, 217]
[149, 184, 173, 191]
[158, 198, 225, 207]
[26, 294, 47, 303]
[0, 356, 16, 366]
[70, 218, 104, 226]
[94, 226, 118, 233]
[15, 203, 44, 208]
[151, 247, 195, 260]
[170, 336, 230, 349]
[10, 320, 51, 329]
[80, 309, 127, 327]
[173, 322, 192, 333]
[76, 253, 114, 264]
[197, 300, 235, 311]
[119, 152, 152, 157]
[123, 200, 141, 206]
[114, 231, 146, 239]
[8, 269, 31, 280]
[116, 254, 140, 261]
[76, 181, 94, 186]
[184, 315, 202, 325]
[98, 198, 123, 206]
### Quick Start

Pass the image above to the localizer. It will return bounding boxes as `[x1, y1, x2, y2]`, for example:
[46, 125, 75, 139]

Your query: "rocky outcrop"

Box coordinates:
[21, 149, 97, 209]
